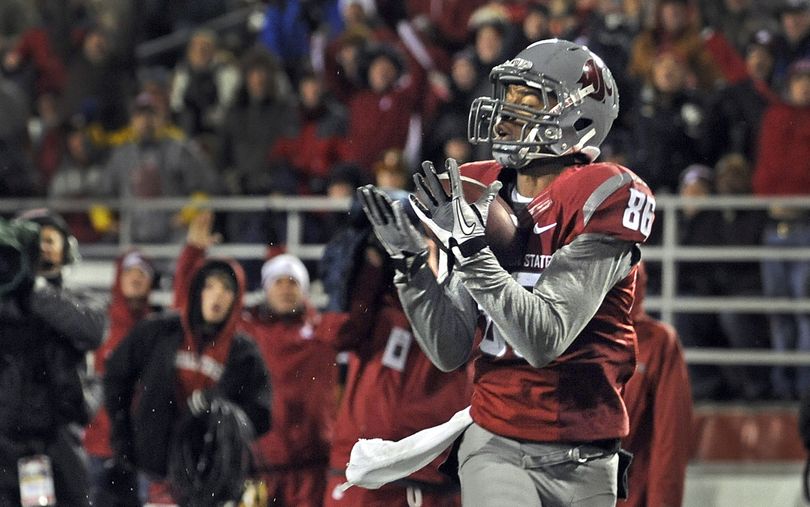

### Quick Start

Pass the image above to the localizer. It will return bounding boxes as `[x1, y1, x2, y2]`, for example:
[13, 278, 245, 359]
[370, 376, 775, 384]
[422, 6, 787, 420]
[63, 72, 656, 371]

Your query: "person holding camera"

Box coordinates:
[0, 208, 106, 506]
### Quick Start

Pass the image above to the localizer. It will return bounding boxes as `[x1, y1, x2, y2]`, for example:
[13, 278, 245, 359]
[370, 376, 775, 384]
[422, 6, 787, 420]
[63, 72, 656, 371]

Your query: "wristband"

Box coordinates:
[392, 250, 428, 277]
[454, 237, 488, 258]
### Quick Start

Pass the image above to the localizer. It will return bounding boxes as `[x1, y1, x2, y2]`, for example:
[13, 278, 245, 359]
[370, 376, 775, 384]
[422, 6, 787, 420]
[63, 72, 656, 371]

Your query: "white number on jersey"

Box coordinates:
[381, 327, 413, 371]
[622, 188, 655, 238]
[479, 314, 525, 360]
[480, 317, 508, 357]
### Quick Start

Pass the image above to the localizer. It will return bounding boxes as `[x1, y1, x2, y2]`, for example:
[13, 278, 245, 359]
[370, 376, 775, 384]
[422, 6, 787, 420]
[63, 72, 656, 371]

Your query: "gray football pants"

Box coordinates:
[457, 423, 618, 507]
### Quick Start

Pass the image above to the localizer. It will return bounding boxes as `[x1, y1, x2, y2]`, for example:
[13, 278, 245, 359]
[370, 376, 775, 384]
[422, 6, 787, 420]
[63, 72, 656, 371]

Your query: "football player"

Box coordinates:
[357, 38, 655, 506]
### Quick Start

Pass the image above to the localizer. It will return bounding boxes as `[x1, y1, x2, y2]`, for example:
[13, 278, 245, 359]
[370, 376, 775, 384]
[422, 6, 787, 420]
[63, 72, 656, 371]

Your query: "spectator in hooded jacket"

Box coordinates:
[103, 244, 271, 505]
[619, 262, 693, 507]
[175, 210, 347, 507]
[85, 249, 158, 505]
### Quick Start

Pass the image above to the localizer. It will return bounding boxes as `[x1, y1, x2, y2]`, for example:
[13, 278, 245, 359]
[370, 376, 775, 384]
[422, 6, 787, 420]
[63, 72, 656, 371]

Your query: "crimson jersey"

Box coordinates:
[460, 160, 655, 443]
[326, 260, 472, 486]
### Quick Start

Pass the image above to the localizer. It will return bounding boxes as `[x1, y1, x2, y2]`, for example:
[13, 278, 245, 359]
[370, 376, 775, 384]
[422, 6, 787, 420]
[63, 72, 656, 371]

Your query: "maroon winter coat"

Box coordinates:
[620, 263, 693, 507]
[84, 250, 155, 459]
[753, 101, 810, 195]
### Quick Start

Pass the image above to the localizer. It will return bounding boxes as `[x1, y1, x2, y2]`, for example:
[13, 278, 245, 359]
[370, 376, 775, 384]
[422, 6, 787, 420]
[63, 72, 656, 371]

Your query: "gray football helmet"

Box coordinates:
[468, 39, 619, 169]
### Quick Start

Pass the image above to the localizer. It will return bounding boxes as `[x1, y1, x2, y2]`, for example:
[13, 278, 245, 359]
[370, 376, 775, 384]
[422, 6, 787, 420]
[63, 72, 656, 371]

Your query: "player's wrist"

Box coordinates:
[454, 243, 492, 267]
[391, 249, 428, 276]
[449, 235, 487, 259]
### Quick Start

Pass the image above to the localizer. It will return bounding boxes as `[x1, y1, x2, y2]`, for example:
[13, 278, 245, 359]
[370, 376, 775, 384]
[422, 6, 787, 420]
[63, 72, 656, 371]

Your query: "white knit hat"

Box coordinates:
[339, 0, 376, 16]
[121, 251, 154, 279]
[261, 254, 310, 294]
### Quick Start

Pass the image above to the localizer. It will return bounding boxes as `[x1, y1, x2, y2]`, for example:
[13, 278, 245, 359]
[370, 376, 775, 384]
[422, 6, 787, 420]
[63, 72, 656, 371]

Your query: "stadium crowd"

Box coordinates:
[0, 0, 809, 505]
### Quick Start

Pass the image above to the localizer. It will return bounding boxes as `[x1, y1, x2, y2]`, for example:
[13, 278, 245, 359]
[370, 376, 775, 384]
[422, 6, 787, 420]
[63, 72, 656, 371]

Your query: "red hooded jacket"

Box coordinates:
[84, 250, 155, 458]
[753, 101, 810, 195]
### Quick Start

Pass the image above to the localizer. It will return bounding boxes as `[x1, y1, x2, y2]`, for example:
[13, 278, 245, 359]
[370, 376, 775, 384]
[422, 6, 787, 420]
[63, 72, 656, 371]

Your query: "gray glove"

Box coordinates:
[357, 185, 427, 261]
[410, 158, 501, 262]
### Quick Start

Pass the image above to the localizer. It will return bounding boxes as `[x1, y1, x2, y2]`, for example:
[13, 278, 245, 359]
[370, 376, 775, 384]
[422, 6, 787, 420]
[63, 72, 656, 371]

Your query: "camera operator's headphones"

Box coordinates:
[15, 208, 80, 265]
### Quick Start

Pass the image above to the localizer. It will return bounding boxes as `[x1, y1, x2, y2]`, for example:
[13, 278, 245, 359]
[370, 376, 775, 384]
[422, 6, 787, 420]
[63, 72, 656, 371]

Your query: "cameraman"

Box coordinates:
[0, 209, 106, 506]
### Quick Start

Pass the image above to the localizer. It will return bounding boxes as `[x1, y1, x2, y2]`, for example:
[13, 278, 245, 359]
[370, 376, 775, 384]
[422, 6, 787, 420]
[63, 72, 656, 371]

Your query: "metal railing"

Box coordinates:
[134, 4, 260, 62]
[2, 193, 808, 367]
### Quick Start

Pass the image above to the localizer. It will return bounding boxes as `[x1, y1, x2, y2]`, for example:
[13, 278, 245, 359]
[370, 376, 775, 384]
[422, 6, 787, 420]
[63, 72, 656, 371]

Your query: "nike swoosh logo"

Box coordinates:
[533, 222, 557, 235]
[454, 198, 476, 236]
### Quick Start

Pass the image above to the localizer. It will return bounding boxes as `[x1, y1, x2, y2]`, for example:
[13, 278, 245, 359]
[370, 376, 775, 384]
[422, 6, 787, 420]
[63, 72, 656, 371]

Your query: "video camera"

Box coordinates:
[0, 217, 40, 297]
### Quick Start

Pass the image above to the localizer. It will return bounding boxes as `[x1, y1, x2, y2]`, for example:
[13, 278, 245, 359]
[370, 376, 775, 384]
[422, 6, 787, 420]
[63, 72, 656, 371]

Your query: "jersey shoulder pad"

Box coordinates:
[553, 163, 655, 242]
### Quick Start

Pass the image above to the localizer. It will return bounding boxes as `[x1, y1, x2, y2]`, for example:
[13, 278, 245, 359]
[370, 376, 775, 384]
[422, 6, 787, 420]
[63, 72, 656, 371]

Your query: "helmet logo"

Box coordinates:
[577, 59, 613, 102]
[503, 57, 533, 71]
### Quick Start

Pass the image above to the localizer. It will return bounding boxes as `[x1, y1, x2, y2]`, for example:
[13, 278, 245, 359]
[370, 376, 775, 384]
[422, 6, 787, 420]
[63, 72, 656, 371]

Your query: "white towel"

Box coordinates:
[342, 406, 473, 490]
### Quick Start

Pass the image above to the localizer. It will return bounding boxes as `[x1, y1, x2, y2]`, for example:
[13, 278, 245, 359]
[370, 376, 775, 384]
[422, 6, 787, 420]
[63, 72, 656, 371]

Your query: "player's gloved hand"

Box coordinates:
[410, 158, 501, 262]
[357, 185, 428, 272]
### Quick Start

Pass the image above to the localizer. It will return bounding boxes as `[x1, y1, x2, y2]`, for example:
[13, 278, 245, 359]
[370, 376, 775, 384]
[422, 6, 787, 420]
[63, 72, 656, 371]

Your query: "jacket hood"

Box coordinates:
[181, 257, 246, 346]
[95, 248, 156, 377]
[111, 249, 154, 304]
[109, 249, 155, 332]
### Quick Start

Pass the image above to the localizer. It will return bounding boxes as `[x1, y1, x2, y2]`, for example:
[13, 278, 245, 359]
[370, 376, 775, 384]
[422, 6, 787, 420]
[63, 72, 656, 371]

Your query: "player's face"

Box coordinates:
[38, 225, 64, 274]
[266, 276, 303, 315]
[201, 275, 235, 324]
[493, 84, 556, 143]
[120, 267, 151, 300]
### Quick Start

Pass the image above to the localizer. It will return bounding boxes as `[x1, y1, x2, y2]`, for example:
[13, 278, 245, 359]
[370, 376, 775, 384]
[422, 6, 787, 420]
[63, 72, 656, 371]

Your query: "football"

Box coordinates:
[432, 175, 522, 265]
